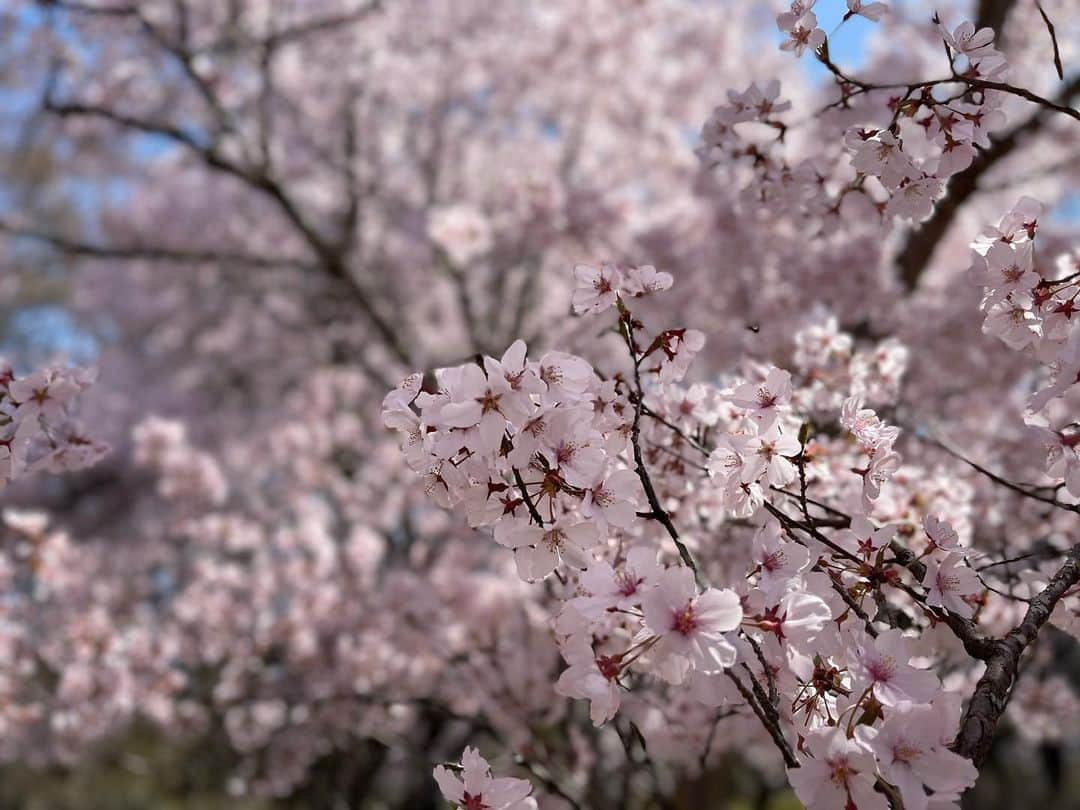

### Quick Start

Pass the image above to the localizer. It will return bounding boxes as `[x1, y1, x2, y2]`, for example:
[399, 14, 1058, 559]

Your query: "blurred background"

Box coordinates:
[0, 0, 1078, 807]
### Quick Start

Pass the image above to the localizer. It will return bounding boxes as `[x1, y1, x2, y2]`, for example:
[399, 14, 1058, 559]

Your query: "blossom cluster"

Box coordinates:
[703, 9, 1011, 231]
[0, 362, 105, 486]
[970, 197, 1080, 496]
[841, 20, 1009, 222]
[386, 267, 996, 809]
[4, 0, 1079, 804]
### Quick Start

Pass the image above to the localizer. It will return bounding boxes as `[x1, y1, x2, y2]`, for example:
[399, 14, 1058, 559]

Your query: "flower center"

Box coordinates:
[478, 390, 502, 414]
[892, 742, 922, 763]
[1001, 265, 1024, 283]
[615, 569, 642, 597]
[937, 571, 961, 593]
[555, 441, 578, 465]
[867, 654, 896, 683]
[761, 550, 786, 572]
[542, 528, 566, 552]
[596, 655, 621, 681]
[673, 603, 697, 635]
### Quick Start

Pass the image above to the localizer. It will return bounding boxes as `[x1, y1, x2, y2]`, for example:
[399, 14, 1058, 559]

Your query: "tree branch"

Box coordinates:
[0, 219, 307, 270]
[725, 670, 797, 768]
[953, 544, 1080, 765]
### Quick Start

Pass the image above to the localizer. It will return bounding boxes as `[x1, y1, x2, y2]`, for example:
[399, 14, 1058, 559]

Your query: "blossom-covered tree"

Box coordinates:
[1, 0, 1079, 807]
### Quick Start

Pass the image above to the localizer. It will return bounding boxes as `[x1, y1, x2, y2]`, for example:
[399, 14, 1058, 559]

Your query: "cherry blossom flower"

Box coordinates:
[922, 555, 981, 618]
[9, 369, 81, 440]
[485, 340, 547, 399]
[433, 748, 537, 810]
[663, 383, 716, 429]
[847, 130, 916, 190]
[751, 521, 811, 600]
[728, 80, 791, 120]
[845, 0, 886, 22]
[851, 629, 939, 706]
[841, 397, 899, 450]
[940, 20, 996, 60]
[857, 702, 978, 810]
[730, 367, 792, 430]
[555, 634, 622, 726]
[652, 329, 707, 383]
[1032, 425, 1080, 497]
[982, 299, 1040, 350]
[438, 363, 528, 453]
[837, 516, 894, 561]
[538, 351, 593, 400]
[777, 0, 817, 33]
[540, 409, 607, 488]
[0, 364, 102, 486]
[741, 424, 801, 487]
[757, 589, 832, 654]
[581, 468, 641, 530]
[624, 265, 674, 297]
[642, 567, 742, 684]
[885, 177, 944, 223]
[973, 197, 1043, 257]
[788, 727, 887, 810]
[923, 515, 963, 554]
[860, 448, 901, 510]
[978, 241, 1037, 306]
[779, 12, 825, 57]
[575, 546, 663, 618]
[496, 516, 600, 581]
[572, 263, 624, 315]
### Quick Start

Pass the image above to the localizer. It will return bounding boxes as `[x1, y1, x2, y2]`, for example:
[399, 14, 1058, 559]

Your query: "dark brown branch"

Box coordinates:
[1035, 2, 1065, 80]
[743, 633, 779, 708]
[50, 0, 385, 50]
[965, 78, 1079, 120]
[0, 219, 307, 269]
[953, 544, 1080, 765]
[919, 430, 1080, 514]
[618, 310, 701, 579]
[41, 97, 413, 365]
[512, 753, 583, 810]
[261, 3, 383, 49]
[762, 500, 862, 566]
[512, 467, 545, 526]
[725, 670, 797, 768]
[826, 569, 879, 638]
[640, 404, 710, 456]
[976, 546, 1064, 571]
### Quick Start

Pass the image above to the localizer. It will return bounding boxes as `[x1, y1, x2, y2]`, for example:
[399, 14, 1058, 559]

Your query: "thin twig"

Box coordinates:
[512, 467, 545, 526]
[512, 754, 584, 810]
[1035, 2, 1065, 81]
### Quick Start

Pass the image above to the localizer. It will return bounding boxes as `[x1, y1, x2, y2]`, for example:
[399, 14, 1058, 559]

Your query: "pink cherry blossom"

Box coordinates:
[922, 555, 981, 618]
[780, 12, 825, 57]
[434, 748, 537, 810]
[852, 629, 940, 707]
[642, 567, 743, 684]
[788, 727, 887, 810]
